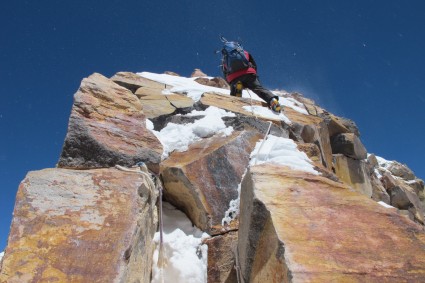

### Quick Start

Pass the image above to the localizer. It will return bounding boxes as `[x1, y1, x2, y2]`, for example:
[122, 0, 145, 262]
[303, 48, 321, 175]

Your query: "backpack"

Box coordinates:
[221, 41, 250, 74]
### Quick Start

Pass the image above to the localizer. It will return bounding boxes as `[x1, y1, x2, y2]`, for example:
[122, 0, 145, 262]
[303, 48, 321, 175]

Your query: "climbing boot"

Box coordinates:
[269, 98, 281, 113]
[235, 81, 243, 97]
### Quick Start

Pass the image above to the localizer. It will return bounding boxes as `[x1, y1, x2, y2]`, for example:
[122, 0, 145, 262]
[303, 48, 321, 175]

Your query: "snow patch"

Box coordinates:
[151, 202, 209, 283]
[185, 106, 236, 117]
[138, 72, 229, 101]
[192, 114, 231, 138]
[154, 123, 199, 158]
[371, 154, 398, 180]
[0, 251, 4, 261]
[146, 119, 154, 131]
[139, 72, 311, 114]
[222, 181, 243, 226]
[375, 155, 394, 169]
[281, 97, 309, 115]
[242, 106, 292, 124]
[374, 168, 383, 179]
[378, 201, 394, 209]
[250, 135, 319, 175]
[223, 136, 319, 226]
[149, 106, 234, 159]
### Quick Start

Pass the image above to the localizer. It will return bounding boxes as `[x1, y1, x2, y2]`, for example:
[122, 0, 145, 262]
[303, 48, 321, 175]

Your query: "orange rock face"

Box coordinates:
[3, 72, 425, 283]
[200, 92, 269, 120]
[0, 168, 158, 283]
[238, 164, 425, 282]
[161, 130, 261, 234]
[58, 73, 163, 172]
[286, 108, 333, 170]
[205, 231, 238, 283]
[111, 71, 167, 93]
[137, 93, 194, 119]
[333, 154, 373, 197]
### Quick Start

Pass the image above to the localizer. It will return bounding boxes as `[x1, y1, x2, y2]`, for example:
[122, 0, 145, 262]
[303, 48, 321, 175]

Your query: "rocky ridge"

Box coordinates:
[1, 70, 424, 282]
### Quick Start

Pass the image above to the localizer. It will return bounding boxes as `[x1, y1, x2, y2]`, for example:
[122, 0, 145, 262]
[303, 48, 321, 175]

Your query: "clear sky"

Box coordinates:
[1, 1, 424, 250]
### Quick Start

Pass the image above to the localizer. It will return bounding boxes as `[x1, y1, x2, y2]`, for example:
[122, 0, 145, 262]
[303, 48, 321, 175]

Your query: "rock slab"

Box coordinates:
[238, 164, 425, 282]
[381, 171, 425, 224]
[330, 133, 367, 160]
[58, 73, 163, 172]
[111, 71, 167, 94]
[206, 231, 238, 283]
[333, 154, 373, 197]
[161, 130, 261, 234]
[0, 168, 158, 283]
[137, 93, 194, 119]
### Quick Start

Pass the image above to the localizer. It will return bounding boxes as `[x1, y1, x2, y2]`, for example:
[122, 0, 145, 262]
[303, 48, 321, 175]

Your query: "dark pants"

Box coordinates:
[230, 74, 277, 103]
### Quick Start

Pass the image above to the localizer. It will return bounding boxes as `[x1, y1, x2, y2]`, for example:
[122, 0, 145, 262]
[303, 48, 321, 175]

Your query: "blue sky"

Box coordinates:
[1, 1, 424, 250]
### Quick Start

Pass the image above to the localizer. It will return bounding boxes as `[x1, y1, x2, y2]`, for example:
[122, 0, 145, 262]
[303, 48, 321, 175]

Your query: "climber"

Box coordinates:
[219, 37, 282, 113]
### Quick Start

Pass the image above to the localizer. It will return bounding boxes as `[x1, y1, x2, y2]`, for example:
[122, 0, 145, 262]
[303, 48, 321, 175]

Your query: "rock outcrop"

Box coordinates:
[161, 130, 261, 234]
[191, 68, 208, 77]
[381, 172, 425, 224]
[238, 164, 425, 282]
[284, 106, 334, 170]
[331, 133, 367, 160]
[189, 68, 229, 89]
[387, 161, 416, 180]
[333, 154, 373, 197]
[2, 71, 424, 283]
[195, 77, 229, 89]
[111, 72, 168, 94]
[205, 231, 238, 283]
[0, 168, 158, 283]
[138, 93, 194, 119]
[57, 73, 163, 173]
[320, 111, 361, 137]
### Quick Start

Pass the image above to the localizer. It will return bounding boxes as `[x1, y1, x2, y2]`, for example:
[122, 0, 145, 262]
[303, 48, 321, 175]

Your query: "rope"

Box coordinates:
[246, 89, 257, 119]
[115, 164, 154, 185]
[232, 242, 243, 283]
[155, 176, 167, 271]
[164, 93, 179, 110]
[254, 121, 273, 166]
[244, 90, 286, 165]
[115, 164, 166, 282]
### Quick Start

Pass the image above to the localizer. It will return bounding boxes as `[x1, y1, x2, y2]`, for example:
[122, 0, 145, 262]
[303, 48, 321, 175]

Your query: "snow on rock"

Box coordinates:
[146, 119, 155, 131]
[138, 72, 229, 101]
[222, 135, 320, 226]
[378, 201, 395, 209]
[372, 154, 395, 179]
[191, 114, 232, 138]
[280, 96, 309, 115]
[250, 135, 319, 175]
[139, 72, 310, 115]
[154, 122, 199, 158]
[149, 106, 234, 159]
[184, 106, 236, 117]
[242, 106, 292, 124]
[376, 155, 394, 170]
[151, 202, 209, 283]
[0, 251, 4, 261]
[222, 181, 243, 226]
[271, 89, 310, 115]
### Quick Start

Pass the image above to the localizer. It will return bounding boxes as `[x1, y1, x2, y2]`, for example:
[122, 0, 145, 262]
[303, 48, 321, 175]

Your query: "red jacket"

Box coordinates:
[225, 51, 257, 83]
